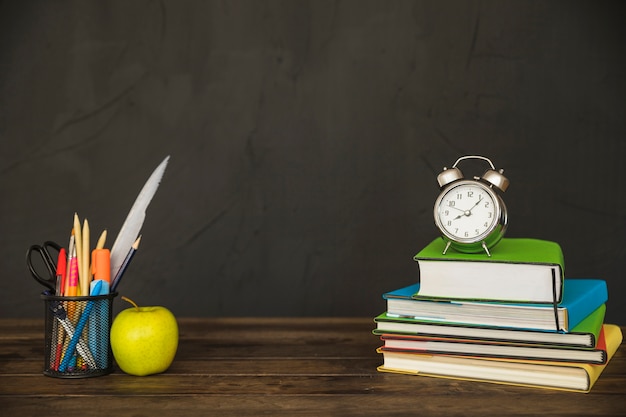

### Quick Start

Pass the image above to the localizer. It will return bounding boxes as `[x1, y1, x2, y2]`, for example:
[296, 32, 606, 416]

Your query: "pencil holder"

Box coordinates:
[41, 292, 117, 378]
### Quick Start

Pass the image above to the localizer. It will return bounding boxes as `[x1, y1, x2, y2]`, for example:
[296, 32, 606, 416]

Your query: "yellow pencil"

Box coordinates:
[81, 219, 90, 297]
[73, 214, 83, 296]
[96, 229, 107, 250]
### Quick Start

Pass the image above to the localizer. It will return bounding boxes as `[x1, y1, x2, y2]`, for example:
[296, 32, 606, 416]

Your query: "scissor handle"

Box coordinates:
[26, 241, 62, 291]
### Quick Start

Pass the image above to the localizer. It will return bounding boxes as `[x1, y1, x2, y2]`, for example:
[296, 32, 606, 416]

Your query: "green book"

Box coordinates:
[414, 238, 565, 303]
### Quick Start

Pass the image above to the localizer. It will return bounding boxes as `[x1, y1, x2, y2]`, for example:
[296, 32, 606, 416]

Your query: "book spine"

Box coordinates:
[565, 282, 608, 329]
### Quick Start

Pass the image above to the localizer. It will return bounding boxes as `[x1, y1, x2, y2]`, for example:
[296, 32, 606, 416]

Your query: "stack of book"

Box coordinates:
[374, 238, 623, 392]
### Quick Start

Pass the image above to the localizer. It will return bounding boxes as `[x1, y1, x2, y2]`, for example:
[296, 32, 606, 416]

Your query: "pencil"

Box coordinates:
[73, 214, 83, 295]
[81, 219, 90, 297]
[96, 229, 107, 250]
[111, 236, 141, 292]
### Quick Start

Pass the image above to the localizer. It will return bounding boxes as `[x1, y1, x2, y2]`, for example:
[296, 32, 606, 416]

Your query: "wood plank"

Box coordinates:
[3, 387, 626, 417]
[3, 372, 626, 396]
[0, 358, 381, 377]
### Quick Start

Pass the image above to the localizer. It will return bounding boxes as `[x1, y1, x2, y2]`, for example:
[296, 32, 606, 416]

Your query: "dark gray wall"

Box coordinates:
[2, 1, 625, 323]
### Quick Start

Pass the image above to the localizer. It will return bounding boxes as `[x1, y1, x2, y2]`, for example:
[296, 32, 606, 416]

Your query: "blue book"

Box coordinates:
[383, 279, 607, 332]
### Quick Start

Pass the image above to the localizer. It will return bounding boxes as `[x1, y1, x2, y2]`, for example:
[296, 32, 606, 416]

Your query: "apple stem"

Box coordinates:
[122, 296, 140, 312]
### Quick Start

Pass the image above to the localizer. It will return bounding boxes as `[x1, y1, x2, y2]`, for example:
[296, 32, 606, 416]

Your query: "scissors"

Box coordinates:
[26, 241, 63, 293]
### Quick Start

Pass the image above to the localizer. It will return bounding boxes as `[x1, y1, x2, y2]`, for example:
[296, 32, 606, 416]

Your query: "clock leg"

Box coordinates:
[442, 241, 452, 255]
[481, 241, 491, 257]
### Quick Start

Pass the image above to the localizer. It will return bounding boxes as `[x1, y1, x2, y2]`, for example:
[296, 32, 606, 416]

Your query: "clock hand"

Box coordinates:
[452, 197, 483, 220]
[465, 196, 483, 215]
[445, 205, 466, 220]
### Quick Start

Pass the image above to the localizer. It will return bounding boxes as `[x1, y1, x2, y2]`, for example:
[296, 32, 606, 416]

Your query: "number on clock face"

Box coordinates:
[437, 184, 497, 241]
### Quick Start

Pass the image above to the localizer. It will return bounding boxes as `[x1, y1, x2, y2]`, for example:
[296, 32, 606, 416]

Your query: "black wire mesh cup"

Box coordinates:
[41, 292, 117, 378]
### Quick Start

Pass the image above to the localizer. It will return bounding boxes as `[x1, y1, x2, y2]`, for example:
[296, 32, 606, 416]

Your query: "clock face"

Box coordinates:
[435, 181, 500, 243]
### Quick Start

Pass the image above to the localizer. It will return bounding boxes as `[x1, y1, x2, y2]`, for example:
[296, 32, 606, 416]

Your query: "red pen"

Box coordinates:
[53, 248, 67, 370]
[55, 248, 67, 296]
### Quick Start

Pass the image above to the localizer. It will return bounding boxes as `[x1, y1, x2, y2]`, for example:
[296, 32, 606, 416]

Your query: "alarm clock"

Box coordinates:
[433, 155, 509, 256]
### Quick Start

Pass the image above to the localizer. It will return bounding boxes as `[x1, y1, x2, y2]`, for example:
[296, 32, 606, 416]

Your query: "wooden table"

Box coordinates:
[1, 318, 624, 416]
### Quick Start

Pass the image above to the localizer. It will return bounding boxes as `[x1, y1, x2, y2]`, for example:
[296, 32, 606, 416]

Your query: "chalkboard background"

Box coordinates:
[1, 1, 625, 323]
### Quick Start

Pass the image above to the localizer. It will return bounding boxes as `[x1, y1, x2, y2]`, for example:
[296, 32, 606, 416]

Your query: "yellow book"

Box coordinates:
[377, 324, 622, 393]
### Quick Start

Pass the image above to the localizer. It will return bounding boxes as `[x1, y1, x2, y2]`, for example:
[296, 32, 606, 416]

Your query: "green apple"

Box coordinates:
[110, 296, 178, 376]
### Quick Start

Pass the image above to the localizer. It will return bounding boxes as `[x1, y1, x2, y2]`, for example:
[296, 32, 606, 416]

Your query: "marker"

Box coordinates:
[89, 278, 109, 370]
[90, 248, 111, 369]
[55, 248, 67, 296]
[52, 248, 67, 371]
[91, 249, 111, 285]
